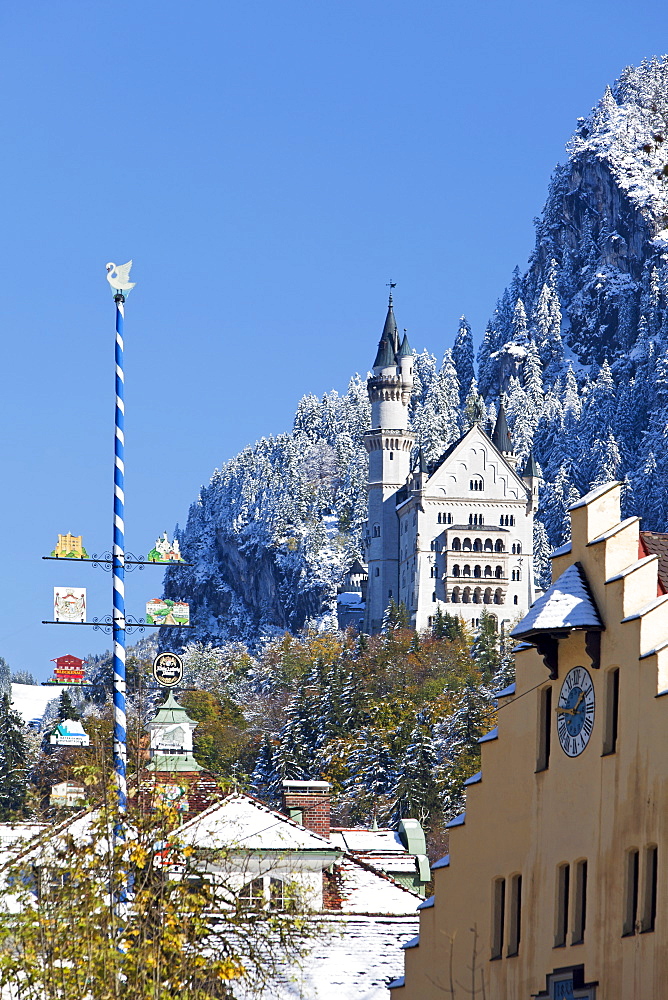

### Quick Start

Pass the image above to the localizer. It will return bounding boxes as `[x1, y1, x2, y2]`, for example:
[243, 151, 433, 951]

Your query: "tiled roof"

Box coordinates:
[511, 562, 603, 638]
[640, 531, 668, 592]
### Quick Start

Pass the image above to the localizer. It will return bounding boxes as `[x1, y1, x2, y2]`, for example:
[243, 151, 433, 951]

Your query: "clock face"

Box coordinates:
[556, 666, 595, 757]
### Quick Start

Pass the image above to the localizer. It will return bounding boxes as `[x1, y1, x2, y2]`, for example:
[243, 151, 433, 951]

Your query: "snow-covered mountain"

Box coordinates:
[167, 56, 668, 648]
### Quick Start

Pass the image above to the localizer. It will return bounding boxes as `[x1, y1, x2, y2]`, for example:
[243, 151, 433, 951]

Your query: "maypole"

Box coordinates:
[105, 260, 136, 814]
[112, 291, 127, 812]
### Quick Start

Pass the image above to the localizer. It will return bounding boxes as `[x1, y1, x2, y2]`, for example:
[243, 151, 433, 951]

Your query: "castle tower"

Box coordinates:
[522, 450, 540, 513]
[492, 403, 517, 469]
[363, 292, 415, 633]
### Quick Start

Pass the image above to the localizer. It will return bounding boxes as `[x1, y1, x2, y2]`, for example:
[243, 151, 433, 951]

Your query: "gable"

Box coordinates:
[424, 426, 527, 502]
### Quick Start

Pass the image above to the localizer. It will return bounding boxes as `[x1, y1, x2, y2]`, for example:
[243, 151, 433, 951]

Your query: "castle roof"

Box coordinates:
[373, 337, 397, 369]
[492, 405, 513, 453]
[397, 332, 412, 358]
[381, 294, 399, 354]
[522, 451, 539, 478]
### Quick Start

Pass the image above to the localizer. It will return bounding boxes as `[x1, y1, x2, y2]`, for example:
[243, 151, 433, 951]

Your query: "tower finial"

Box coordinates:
[386, 279, 397, 306]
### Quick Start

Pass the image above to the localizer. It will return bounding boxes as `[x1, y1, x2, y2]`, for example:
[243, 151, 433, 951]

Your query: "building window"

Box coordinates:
[452, 538, 461, 551]
[495, 566, 503, 578]
[484, 538, 493, 551]
[389, 452, 393, 460]
[623, 848, 640, 936]
[463, 564, 471, 577]
[572, 860, 588, 944]
[537, 686, 552, 772]
[514, 595, 518, 605]
[474, 565, 482, 578]
[473, 539, 483, 552]
[603, 667, 620, 755]
[239, 876, 286, 911]
[463, 586, 471, 604]
[555, 863, 570, 947]
[494, 588, 504, 605]
[451, 587, 460, 603]
[453, 565, 460, 577]
[432, 592, 437, 602]
[373, 524, 381, 538]
[495, 540, 505, 552]
[374, 568, 379, 577]
[507, 874, 522, 956]
[641, 845, 658, 933]
[491, 878, 506, 959]
[470, 476, 484, 492]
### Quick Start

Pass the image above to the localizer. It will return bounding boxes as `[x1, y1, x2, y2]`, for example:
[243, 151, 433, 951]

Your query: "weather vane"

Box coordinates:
[105, 261, 136, 296]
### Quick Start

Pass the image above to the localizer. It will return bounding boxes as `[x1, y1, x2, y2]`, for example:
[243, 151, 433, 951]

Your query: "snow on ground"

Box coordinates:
[11, 683, 68, 725]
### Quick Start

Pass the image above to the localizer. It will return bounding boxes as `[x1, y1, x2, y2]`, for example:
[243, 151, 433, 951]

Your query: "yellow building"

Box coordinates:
[396, 481, 668, 999]
[52, 533, 86, 558]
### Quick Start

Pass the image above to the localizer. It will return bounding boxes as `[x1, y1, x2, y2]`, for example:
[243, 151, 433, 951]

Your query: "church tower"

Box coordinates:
[363, 291, 415, 633]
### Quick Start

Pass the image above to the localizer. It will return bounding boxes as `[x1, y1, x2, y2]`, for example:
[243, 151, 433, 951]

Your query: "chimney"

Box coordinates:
[281, 779, 331, 839]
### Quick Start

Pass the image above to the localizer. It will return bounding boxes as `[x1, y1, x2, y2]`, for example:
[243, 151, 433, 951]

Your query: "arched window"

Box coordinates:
[484, 565, 492, 577]
[469, 513, 474, 525]
[463, 564, 471, 577]
[473, 539, 483, 552]
[438, 513, 442, 524]
[484, 587, 492, 604]
[473, 587, 482, 604]
[430, 540, 435, 551]
[432, 592, 437, 602]
[480, 515, 484, 525]
[499, 516, 504, 526]
[470, 476, 483, 492]
[373, 524, 381, 538]
[452, 587, 461, 604]
[495, 540, 505, 552]
[474, 565, 482, 578]
[375, 567, 380, 577]
[452, 537, 461, 551]
[516, 541, 522, 554]
[463, 537, 472, 551]
[514, 595, 519, 604]
[494, 588, 504, 605]
[484, 538, 493, 551]
[462, 586, 471, 604]
[448, 513, 453, 524]
[453, 565, 460, 578]
[431, 566, 435, 578]
[510, 516, 515, 526]
[495, 566, 503, 578]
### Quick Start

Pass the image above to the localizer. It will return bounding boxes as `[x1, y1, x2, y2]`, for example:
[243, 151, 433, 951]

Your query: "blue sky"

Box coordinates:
[1, 0, 666, 677]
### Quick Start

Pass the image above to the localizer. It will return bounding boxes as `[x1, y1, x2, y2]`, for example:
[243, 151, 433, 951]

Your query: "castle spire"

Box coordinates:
[382, 284, 399, 355]
[492, 403, 513, 454]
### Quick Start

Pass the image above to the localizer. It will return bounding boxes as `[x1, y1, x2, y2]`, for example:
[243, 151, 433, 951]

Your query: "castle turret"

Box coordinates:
[145, 690, 203, 773]
[522, 450, 540, 513]
[492, 404, 517, 469]
[364, 292, 415, 633]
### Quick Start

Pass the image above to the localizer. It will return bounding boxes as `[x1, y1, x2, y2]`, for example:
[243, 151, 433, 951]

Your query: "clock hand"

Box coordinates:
[573, 690, 586, 712]
[555, 707, 575, 715]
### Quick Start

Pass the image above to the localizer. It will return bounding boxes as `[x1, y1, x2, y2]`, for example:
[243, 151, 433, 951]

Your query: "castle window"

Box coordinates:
[451, 587, 460, 603]
[463, 538, 472, 551]
[470, 476, 484, 492]
[438, 513, 441, 524]
[373, 524, 381, 538]
[469, 513, 474, 525]
[389, 453, 393, 460]
[536, 686, 551, 772]
[474, 565, 481, 578]
[495, 540, 505, 553]
[484, 539, 493, 551]
[375, 568, 379, 577]
[491, 878, 506, 959]
[428, 616, 434, 627]
[473, 587, 482, 604]
[603, 667, 620, 755]
[483, 586, 492, 604]
[510, 516, 515, 525]
[494, 588, 504, 605]
[641, 845, 658, 933]
[573, 860, 588, 945]
[473, 539, 482, 552]
[452, 537, 461, 551]
[623, 849, 640, 937]
[463, 564, 471, 577]
[555, 863, 570, 947]
[432, 592, 437, 602]
[430, 540, 435, 551]
[507, 874, 522, 957]
[484, 565, 492, 577]
[495, 566, 503, 578]
[462, 586, 471, 604]
[514, 595, 518, 605]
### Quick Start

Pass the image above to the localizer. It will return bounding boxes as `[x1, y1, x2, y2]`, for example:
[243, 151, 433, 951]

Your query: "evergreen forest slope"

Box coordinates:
[165, 56, 668, 648]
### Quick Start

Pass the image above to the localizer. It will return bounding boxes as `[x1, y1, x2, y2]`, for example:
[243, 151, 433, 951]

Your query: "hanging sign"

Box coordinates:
[148, 532, 184, 563]
[50, 654, 86, 684]
[54, 588, 86, 623]
[49, 719, 90, 747]
[152, 652, 184, 687]
[146, 598, 190, 626]
[51, 534, 89, 559]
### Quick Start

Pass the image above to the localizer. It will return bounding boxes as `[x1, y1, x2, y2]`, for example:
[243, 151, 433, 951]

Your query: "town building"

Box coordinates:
[394, 480, 668, 999]
[361, 294, 537, 635]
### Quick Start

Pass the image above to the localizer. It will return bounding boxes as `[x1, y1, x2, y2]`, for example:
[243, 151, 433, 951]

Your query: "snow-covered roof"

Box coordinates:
[511, 562, 603, 638]
[336, 592, 365, 607]
[329, 828, 405, 853]
[494, 683, 516, 698]
[175, 792, 340, 854]
[335, 855, 421, 915]
[445, 812, 465, 829]
[463, 771, 482, 787]
[417, 895, 434, 910]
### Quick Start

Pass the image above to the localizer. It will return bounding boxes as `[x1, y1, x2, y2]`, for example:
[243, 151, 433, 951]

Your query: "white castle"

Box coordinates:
[361, 293, 538, 635]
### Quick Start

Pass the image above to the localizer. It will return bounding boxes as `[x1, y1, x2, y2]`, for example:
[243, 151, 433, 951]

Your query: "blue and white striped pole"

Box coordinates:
[112, 292, 127, 814]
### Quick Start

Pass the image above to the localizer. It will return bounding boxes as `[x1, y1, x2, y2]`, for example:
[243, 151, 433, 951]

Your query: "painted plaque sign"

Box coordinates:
[146, 598, 190, 626]
[54, 588, 86, 623]
[152, 652, 184, 687]
[50, 654, 86, 684]
[51, 534, 89, 559]
[148, 532, 184, 563]
[49, 719, 90, 747]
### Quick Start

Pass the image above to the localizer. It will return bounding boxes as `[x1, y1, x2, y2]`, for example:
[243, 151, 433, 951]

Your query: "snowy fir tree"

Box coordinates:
[0, 694, 29, 820]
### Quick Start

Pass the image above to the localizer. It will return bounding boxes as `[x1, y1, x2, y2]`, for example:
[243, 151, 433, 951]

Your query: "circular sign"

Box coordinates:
[152, 652, 184, 688]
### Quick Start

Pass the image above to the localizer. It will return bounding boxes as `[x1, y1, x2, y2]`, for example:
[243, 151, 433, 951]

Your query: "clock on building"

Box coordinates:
[556, 666, 595, 757]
